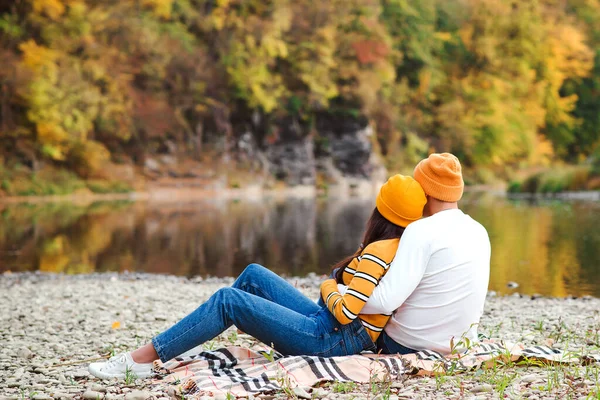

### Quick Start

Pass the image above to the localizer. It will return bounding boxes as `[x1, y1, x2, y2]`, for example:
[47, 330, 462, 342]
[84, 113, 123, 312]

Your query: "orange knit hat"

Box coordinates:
[376, 175, 427, 228]
[413, 153, 464, 202]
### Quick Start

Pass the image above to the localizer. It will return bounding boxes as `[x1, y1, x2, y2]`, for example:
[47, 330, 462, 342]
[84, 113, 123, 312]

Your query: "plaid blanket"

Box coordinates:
[153, 341, 600, 398]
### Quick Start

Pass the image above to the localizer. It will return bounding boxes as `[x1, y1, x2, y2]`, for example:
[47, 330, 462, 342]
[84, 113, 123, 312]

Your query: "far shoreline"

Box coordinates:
[1, 180, 599, 205]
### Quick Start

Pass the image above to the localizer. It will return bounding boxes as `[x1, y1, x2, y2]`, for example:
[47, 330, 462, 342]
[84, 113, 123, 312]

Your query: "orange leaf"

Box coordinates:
[111, 321, 121, 330]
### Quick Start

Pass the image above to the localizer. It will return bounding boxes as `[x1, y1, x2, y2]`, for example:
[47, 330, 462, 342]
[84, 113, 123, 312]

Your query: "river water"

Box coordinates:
[1, 192, 599, 297]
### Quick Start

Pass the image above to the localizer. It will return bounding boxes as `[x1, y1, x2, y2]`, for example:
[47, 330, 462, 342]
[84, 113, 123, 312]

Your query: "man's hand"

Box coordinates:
[320, 278, 337, 302]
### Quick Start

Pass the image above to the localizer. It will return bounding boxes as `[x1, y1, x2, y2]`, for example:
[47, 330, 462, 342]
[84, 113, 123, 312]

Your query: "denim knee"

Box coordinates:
[240, 263, 265, 278]
[215, 286, 237, 301]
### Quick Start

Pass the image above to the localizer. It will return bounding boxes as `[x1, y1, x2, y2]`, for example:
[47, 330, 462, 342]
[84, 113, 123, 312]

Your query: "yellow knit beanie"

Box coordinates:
[376, 175, 426, 228]
[413, 153, 464, 202]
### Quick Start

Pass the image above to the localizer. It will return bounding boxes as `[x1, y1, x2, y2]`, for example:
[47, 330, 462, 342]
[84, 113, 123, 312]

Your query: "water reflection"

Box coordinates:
[1, 193, 599, 297]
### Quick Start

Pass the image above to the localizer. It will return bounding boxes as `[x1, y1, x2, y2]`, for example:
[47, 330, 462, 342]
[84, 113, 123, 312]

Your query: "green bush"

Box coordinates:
[511, 166, 592, 194]
[507, 181, 522, 193]
[566, 166, 590, 191]
[592, 149, 600, 176]
[520, 174, 542, 193]
[66, 141, 110, 178]
[539, 173, 567, 193]
[86, 180, 132, 194]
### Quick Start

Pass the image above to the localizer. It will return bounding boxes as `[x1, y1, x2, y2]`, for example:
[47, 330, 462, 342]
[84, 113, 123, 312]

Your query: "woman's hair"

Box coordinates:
[331, 207, 405, 283]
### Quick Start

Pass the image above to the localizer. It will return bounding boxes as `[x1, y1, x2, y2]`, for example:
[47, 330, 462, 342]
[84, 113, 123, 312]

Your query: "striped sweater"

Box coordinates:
[320, 238, 399, 343]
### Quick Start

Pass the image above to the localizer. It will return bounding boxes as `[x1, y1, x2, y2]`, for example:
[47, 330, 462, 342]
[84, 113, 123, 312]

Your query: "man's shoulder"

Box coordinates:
[403, 214, 438, 234]
[460, 212, 490, 237]
[404, 210, 489, 239]
[400, 217, 435, 245]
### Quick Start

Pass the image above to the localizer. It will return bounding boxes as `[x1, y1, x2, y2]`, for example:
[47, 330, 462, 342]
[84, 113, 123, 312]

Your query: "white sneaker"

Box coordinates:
[88, 353, 154, 380]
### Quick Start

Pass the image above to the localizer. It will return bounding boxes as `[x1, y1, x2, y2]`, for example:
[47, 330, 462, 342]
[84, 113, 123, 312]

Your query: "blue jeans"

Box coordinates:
[152, 264, 376, 361]
[376, 331, 417, 355]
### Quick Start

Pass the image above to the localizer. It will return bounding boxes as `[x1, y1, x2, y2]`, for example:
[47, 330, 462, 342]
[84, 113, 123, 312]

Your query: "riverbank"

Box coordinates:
[507, 164, 600, 195]
[0, 171, 386, 205]
[1, 273, 599, 399]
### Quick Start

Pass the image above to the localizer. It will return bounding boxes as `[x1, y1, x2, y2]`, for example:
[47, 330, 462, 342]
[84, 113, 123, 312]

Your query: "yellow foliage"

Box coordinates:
[220, 1, 293, 112]
[547, 25, 593, 80]
[39, 235, 69, 273]
[211, 0, 232, 31]
[37, 122, 68, 143]
[2, 0, 598, 178]
[36, 123, 68, 160]
[67, 140, 110, 178]
[19, 40, 58, 73]
[434, 32, 452, 42]
[32, 0, 66, 20]
[111, 321, 121, 330]
[39, 253, 70, 272]
[142, 0, 173, 19]
[458, 25, 474, 48]
[294, 25, 339, 106]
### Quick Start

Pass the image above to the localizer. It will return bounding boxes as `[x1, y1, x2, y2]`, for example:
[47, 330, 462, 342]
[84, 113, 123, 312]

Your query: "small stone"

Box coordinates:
[388, 396, 399, 400]
[69, 369, 89, 379]
[470, 384, 493, 393]
[52, 393, 74, 400]
[34, 368, 50, 375]
[144, 158, 160, 172]
[520, 374, 541, 383]
[397, 389, 415, 398]
[391, 381, 404, 388]
[124, 391, 151, 400]
[83, 391, 105, 400]
[292, 387, 311, 399]
[17, 347, 34, 359]
[90, 385, 107, 393]
[312, 388, 329, 397]
[104, 395, 124, 400]
[32, 395, 53, 400]
[7, 380, 20, 388]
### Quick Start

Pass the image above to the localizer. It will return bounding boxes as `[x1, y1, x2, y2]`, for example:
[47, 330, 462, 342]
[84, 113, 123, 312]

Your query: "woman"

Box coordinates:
[88, 175, 426, 379]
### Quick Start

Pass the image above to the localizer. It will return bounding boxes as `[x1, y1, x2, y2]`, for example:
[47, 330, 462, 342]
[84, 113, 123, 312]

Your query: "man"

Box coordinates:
[343, 152, 491, 354]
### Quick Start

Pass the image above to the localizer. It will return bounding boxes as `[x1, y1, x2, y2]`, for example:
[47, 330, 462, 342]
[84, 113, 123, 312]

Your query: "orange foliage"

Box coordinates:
[352, 40, 390, 65]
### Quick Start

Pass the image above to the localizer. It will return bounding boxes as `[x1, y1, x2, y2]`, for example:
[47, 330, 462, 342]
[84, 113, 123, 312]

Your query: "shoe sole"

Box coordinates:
[88, 365, 153, 380]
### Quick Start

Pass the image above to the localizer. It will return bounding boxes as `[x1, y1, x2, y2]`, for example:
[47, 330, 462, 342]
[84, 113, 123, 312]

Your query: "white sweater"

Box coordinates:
[340, 209, 490, 354]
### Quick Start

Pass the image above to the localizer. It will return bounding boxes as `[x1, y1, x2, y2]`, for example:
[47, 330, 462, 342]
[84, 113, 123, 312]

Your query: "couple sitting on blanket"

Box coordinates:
[89, 152, 491, 380]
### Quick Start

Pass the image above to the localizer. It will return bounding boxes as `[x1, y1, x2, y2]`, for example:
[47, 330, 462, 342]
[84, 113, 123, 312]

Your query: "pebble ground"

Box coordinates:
[1, 273, 599, 399]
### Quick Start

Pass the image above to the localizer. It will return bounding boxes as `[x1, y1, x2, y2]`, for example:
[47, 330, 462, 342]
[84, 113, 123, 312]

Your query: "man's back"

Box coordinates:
[358, 208, 490, 354]
[386, 209, 490, 353]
